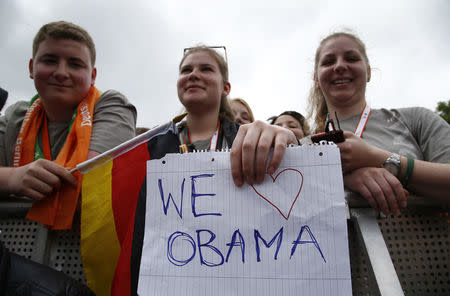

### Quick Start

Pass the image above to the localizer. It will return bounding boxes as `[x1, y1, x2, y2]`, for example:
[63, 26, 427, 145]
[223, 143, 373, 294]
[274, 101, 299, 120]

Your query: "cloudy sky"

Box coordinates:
[1, 0, 449, 128]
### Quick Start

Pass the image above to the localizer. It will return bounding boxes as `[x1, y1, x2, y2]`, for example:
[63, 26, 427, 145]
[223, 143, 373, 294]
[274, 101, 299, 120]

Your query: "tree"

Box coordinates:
[436, 100, 450, 124]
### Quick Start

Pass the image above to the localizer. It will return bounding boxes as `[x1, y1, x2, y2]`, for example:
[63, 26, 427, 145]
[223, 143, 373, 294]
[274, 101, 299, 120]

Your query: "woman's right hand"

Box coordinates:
[1, 159, 77, 200]
[344, 167, 408, 216]
[337, 131, 390, 173]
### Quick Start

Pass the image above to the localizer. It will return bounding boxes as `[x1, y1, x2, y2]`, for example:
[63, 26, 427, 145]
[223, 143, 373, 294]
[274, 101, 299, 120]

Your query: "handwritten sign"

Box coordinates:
[138, 145, 351, 296]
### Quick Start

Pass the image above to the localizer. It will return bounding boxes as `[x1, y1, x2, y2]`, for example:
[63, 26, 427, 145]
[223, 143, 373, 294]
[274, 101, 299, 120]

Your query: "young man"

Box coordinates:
[0, 21, 136, 229]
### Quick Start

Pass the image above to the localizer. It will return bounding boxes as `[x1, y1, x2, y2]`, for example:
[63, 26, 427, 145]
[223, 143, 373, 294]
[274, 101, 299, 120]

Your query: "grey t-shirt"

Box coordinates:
[0, 90, 137, 166]
[340, 107, 450, 163]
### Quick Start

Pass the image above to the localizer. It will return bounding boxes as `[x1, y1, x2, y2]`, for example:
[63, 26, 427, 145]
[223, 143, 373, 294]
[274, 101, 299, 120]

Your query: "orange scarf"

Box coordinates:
[14, 86, 101, 230]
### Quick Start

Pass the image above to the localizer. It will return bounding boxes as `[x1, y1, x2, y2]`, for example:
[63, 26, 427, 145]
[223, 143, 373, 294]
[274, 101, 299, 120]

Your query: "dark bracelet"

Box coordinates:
[402, 157, 414, 187]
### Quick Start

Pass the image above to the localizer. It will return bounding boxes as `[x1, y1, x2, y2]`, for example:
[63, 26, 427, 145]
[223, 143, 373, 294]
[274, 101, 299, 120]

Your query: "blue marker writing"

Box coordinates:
[167, 231, 196, 266]
[290, 225, 326, 263]
[196, 229, 224, 267]
[225, 229, 245, 263]
[254, 227, 283, 262]
[158, 178, 185, 219]
[191, 174, 222, 218]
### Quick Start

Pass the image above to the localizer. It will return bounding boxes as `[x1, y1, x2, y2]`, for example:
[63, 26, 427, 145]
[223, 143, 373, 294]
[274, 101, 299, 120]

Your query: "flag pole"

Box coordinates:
[70, 121, 174, 174]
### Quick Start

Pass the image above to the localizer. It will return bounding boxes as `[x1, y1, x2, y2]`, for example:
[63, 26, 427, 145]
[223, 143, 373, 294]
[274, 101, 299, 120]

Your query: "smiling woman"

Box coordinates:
[122, 45, 298, 295]
[148, 45, 297, 174]
[307, 31, 450, 215]
[176, 47, 235, 144]
[170, 46, 236, 151]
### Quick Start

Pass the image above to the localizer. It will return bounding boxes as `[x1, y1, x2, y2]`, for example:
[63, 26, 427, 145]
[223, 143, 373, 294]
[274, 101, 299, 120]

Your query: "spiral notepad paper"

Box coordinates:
[138, 145, 351, 296]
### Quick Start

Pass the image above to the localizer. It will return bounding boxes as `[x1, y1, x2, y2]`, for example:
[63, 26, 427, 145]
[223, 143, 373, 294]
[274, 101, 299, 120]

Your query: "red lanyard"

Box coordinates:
[354, 104, 371, 138]
[182, 120, 221, 153]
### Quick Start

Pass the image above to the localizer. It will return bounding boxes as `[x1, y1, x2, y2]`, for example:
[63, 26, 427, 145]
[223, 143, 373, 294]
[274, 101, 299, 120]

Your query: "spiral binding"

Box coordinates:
[161, 142, 337, 166]
[186, 142, 336, 154]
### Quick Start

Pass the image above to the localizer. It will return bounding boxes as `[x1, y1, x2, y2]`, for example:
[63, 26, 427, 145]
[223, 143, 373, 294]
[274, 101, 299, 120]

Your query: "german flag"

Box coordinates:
[80, 122, 177, 296]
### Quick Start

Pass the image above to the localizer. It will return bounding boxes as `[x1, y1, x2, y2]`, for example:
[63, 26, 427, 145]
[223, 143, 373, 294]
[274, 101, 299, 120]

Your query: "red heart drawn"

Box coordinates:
[251, 168, 303, 220]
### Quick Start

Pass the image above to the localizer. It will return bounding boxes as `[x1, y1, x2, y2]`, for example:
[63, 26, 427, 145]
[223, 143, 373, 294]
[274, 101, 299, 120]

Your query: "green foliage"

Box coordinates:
[436, 100, 450, 124]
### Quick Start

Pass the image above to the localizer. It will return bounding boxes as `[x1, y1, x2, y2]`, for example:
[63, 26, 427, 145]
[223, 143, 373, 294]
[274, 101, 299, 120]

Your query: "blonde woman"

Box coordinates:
[308, 32, 450, 215]
[230, 97, 254, 124]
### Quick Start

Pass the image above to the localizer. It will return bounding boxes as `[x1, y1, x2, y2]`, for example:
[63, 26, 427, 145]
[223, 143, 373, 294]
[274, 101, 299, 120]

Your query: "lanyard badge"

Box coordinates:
[179, 121, 221, 153]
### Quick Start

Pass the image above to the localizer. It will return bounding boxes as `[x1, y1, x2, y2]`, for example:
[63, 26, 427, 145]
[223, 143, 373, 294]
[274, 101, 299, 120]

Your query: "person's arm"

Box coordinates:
[0, 160, 77, 200]
[87, 150, 100, 160]
[338, 131, 450, 201]
[88, 90, 137, 154]
[405, 160, 450, 201]
[230, 120, 297, 186]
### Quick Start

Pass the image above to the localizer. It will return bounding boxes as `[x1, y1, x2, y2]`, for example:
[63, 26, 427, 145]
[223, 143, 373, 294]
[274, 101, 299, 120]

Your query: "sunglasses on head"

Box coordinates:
[183, 46, 228, 64]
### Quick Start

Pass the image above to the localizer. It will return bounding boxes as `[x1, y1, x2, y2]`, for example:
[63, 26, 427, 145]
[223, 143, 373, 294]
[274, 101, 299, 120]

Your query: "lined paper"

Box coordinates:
[138, 145, 351, 296]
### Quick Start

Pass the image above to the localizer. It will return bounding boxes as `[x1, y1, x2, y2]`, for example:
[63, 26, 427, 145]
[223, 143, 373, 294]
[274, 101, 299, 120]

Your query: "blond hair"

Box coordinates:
[230, 98, 255, 123]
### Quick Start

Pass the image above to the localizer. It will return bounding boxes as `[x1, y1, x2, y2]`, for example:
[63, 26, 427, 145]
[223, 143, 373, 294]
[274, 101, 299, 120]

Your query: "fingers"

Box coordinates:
[253, 128, 272, 184]
[266, 131, 289, 175]
[22, 165, 61, 198]
[384, 171, 408, 209]
[344, 169, 381, 212]
[344, 167, 407, 216]
[363, 176, 390, 215]
[41, 160, 77, 187]
[337, 132, 385, 172]
[372, 174, 399, 215]
[230, 126, 246, 187]
[15, 168, 50, 200]
[230, 121, 293, 187]
[240, 124, 259, 185]
[353, 182, 380, 212]
[8, 159, 77, 200]
[373, 169, 408, 215]
[337, 141, 352, 173]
